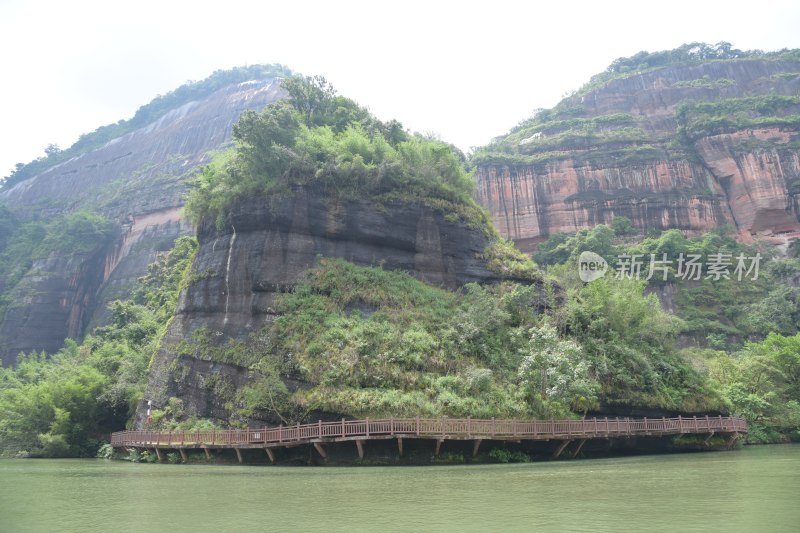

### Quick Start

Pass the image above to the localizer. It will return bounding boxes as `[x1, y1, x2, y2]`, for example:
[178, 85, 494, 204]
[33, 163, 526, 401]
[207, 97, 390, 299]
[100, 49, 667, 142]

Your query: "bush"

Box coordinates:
[488, 448, 530, 463]
[96, 443, 114, 459]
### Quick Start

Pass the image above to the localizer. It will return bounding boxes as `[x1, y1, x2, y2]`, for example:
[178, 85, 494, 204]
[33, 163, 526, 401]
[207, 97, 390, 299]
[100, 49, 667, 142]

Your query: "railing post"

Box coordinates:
[366, 418, 370, 438]
[390, 416, 394, 436]
[491, 417, 496, 437]
[693, 415, 698, 431]
[467, 416, 471, 438]
[678, 415, 683, 433]
[705, 414, 710, 430]
[279, 424, 283, 443]
[342, 418, 346, 438]
[212, 428, 216, 445]
[416, 416, 420, 436]
[318, 420, 322, 438]
[513, 419, 517, 437]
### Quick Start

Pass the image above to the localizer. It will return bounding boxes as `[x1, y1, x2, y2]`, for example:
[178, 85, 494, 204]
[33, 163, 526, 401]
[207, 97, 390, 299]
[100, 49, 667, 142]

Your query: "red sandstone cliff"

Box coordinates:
[475, 52, 800, 251]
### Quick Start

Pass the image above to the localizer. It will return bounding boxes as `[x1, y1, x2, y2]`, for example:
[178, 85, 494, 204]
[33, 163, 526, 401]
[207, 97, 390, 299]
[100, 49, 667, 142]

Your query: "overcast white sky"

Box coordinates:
[1, 0, 799, 178]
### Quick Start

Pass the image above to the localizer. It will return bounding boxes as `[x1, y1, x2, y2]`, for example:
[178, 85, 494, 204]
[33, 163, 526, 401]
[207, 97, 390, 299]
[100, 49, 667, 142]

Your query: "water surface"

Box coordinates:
[1, 445, 797, 532]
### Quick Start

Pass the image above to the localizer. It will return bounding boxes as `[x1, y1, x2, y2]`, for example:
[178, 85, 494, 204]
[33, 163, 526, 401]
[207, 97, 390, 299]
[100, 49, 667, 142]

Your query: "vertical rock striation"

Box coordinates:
[475, 58, 800, 251]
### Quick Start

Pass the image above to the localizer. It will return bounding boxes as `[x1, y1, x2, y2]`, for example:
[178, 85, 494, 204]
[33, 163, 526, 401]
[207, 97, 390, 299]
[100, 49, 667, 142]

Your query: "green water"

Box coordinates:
[0, 445, 798, 533]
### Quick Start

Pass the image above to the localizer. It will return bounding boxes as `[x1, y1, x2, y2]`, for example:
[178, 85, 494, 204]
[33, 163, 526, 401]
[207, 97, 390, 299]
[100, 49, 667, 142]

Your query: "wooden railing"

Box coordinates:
[111, 415, 747, 448]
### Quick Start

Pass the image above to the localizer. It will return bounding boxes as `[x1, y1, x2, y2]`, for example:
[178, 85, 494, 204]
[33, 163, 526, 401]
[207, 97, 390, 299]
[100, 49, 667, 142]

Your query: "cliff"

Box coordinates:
[137, 190, 527, 427]
[475, 51, 800, 252]
[0, 71, 286, 365]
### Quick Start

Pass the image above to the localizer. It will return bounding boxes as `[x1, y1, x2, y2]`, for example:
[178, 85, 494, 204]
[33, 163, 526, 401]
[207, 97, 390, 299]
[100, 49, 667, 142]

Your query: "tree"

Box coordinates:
[517, 322, 598, 417]
[44, 144, 62, 157]
[611, 216, 636, 236]
[281, 75, 337, 126]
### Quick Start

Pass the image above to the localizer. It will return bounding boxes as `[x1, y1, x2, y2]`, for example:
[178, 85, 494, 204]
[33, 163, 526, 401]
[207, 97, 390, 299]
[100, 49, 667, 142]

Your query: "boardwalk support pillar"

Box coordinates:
[397, 438, 403, 457]
[154, 448, 163, 462]
[355, 440, 364, 460]
[435, 439, 444, 456]
[265, 448, 275, 464]
[572, 438, 587, 458]
[472, 439, 482, 458]
[179, 448, 187, 463]
[314, 442, 327, 459]
[234, 448, 243, 464]
[553, 439, 572, 459]
[202, 447, 211, 460]
[703, 431, 716, 446]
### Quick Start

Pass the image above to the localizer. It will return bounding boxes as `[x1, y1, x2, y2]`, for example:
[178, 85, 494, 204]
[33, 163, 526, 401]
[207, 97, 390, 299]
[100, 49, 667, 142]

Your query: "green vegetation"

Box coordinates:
[2, 64, 293, 189]
[185, 76, 490, 233]
[677, 95, 800, 139]
[481, 239, 542, 281]
[534, 221, 800, 441]
[578, 42, 799, 97]
[771, 71, 800, 80]
[488, 448, 530, 463]
[0, 236, 197, 457]
[170, 256, 719, 426]
[702, 333, 800, 442]
[672, 76, 736, 89]
[474, 112, 651, 166]
[472, 42, 800, 170]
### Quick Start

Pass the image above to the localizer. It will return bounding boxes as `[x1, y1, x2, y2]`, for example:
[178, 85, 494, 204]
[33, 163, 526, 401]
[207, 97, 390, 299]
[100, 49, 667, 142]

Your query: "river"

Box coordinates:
[1, 445, 798, 532]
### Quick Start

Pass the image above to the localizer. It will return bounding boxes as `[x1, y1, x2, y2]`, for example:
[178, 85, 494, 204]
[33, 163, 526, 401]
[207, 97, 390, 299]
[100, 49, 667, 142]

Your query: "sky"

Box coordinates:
[1, 0, 800, 178]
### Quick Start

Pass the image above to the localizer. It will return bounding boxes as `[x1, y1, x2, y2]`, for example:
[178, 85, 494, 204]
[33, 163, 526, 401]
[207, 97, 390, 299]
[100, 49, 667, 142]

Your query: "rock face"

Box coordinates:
[476, 58, 800, 252]
[478, 160, 736, 252]
[0, 247, 110, 360]
[137, 190, 511, 427]
[0, 78, 284, 365]
[695, 129, 800, 236]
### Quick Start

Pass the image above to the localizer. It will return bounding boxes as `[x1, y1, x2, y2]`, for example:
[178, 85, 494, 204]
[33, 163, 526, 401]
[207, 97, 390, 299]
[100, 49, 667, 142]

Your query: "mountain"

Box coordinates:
[474, 43, 800, 253]
[3, 63, 796, 459]
[0, 66, 289, 365]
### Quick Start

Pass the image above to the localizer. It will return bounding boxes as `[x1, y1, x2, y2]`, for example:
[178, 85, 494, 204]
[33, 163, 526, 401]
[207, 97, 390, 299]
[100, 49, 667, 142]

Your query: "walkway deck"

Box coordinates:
[111, 415, 747, 461]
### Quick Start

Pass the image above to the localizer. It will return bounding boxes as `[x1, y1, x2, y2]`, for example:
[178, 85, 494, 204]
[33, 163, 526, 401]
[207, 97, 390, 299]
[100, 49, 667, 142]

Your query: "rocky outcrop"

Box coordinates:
[476, 58, 800, 251]
[0, 245, 110, 365]
[695, 129, 800, 239]
[478, 160, 735, 252]
[0, 78, 284, 363]
[137, 190, 518, 427]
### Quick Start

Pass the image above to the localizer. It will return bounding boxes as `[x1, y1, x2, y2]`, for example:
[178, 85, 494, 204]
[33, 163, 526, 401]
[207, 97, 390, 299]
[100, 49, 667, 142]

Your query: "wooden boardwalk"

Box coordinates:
[111, 415, 747, 462]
